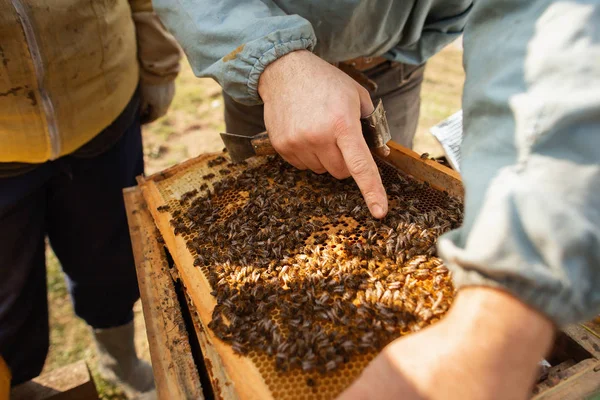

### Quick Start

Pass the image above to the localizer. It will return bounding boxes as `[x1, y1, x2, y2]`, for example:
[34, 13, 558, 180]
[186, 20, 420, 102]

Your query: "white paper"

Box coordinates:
[429, 110, 463, 172]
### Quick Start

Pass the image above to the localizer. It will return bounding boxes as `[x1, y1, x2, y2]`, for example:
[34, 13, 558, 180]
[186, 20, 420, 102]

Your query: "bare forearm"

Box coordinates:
[428, 288, 555, 396]
[339, 287, 555, 400]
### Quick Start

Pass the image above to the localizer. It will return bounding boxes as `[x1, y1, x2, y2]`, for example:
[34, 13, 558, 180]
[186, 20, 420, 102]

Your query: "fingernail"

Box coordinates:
[382, 145, 390, 157]
[371, 204, 385, 219]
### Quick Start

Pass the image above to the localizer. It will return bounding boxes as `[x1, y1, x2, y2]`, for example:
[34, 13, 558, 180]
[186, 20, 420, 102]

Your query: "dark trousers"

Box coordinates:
[223, 61, 425, 148]
[0, 115, 143, 385]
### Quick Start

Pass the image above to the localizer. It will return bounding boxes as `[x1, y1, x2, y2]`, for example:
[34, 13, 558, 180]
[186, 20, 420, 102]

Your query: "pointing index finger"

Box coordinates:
[336, 122, 388, 219]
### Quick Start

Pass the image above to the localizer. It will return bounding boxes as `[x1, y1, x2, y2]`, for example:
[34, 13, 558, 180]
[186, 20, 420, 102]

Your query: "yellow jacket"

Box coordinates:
[0, 0, 181, 163]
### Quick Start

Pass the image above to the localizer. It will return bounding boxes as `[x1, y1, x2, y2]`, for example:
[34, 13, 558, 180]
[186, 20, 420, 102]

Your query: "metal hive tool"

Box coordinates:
[141, 152, 463, 400]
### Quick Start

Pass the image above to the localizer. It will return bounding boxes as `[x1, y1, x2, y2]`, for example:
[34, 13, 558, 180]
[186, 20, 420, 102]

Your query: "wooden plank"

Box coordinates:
[140, 154, 218, 185]
[140, 181, 261, 400]
[123, 187, 204, 400]
[385, 141, 463, 197]
[10, 361, 98, 400]
[563, 324, 600, 359]
[182, 288, 239, 400]
[533, 359, 600, 399]
[535, 359, 577, 393]
[581, 316, 600, 340]
[124, 187, 147, 273]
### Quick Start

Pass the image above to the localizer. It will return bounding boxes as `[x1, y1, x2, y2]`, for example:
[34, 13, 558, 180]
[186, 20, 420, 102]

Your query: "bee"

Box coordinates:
[208, 156, 227, 167]
[302, 359, 315, 372]
[413, 269, 431, 279]
[325, 359, 337, 371]
[402, 266, 417, 275]
[430, 292, 444, 310]
[434, 265, 449, 274]
[381, 289, 393, 304]
[180, 189, 198, 203]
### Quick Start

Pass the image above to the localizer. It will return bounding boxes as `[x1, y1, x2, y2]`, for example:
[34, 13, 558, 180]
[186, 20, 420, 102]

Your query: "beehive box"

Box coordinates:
[125, 143, 600, 400]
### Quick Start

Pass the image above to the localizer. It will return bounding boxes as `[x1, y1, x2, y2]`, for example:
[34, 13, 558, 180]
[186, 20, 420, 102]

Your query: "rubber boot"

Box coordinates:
[93, 321, 155, 399]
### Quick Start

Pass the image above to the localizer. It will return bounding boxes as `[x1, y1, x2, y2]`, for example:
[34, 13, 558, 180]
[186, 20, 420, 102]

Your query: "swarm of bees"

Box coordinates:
[158, 155, 463, 375]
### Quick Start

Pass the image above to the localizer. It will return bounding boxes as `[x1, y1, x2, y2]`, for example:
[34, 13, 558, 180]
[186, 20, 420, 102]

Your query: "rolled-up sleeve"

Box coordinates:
[438, 0, 600, 326]
[152, 0, 316, 105]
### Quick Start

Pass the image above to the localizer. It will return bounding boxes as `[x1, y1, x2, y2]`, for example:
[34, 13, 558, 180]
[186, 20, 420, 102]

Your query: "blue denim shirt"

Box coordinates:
[153, 0, 472, 105]
[154, 0, 600, 326]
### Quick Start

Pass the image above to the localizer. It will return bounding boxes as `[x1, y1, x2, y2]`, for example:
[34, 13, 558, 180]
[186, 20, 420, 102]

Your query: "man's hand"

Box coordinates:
[140, 81, 176, 124]
[258, 50, 388, 219]
[337, 287, 555, 400]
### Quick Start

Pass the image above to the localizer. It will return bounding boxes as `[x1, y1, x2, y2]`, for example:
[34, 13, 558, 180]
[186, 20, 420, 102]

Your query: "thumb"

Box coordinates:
[355, 82, 375, 117]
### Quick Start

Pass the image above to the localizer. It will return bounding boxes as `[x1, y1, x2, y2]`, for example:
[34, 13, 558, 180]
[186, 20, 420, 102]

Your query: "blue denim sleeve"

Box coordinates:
[383, 1, 473, 65]
[438, 0, 600, 326]
[152, 0, 316, 105]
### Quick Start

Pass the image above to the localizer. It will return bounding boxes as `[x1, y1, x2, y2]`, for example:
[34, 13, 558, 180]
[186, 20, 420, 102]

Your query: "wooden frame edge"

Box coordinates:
[385, 141, 463, 198]
[123, 187, 204, 400]
[139, 180, 270, 400]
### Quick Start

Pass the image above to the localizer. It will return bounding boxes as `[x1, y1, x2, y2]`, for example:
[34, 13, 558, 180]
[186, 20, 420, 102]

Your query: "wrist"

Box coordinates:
[448, 287, 555, 355]
[257, 50, 313, 103]
[443, 287, 555, 389]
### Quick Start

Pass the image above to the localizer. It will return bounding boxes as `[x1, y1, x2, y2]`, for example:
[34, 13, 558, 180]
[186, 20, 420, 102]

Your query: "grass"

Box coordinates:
[42, 44, 464, 398]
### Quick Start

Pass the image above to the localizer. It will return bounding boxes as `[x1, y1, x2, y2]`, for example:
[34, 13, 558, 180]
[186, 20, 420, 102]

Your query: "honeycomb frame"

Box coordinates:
[138, 145, 464, 400]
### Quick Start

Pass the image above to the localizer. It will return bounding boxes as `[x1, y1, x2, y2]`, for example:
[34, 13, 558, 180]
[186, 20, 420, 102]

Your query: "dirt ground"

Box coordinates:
[42, 43, 464, 399]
